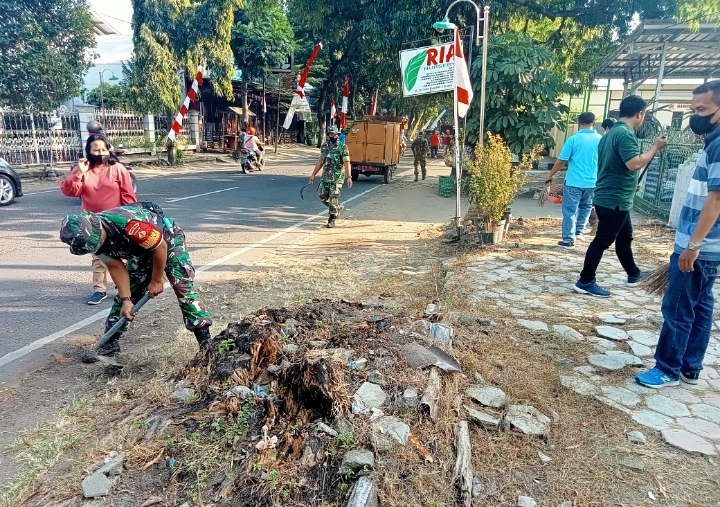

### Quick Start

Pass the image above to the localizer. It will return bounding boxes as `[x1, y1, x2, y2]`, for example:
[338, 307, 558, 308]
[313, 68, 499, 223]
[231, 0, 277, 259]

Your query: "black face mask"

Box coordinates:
[328, 136, 338, 144]
[689, 110, 720, 136]
[88, 153, 110, 166]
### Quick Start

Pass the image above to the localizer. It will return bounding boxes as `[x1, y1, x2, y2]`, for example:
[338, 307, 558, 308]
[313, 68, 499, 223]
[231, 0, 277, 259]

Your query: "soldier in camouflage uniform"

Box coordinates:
[310, 125, 352, 228]
[411, 134, 430, 181]
[60, 203, 212, 362]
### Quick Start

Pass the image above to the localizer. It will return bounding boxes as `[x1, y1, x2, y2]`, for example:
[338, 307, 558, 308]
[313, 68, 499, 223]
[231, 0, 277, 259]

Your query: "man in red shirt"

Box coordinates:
[429, 131, 440, 159]
[443, 130, 452, 155]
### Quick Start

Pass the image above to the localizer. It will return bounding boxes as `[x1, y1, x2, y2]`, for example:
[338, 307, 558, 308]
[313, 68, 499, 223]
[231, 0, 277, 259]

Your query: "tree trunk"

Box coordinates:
[242, 80, 249, 127]
[166, 109, 176, 165]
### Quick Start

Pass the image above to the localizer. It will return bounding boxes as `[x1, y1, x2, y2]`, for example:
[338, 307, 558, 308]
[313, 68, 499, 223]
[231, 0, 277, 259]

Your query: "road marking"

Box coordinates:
[24, 189, 58, 196]
[167, 187, 240, 203]
[0, 178, 396, 368]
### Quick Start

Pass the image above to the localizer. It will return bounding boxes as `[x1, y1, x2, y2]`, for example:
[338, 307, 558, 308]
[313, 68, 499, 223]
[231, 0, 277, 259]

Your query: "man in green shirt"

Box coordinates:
[574, 95, 668, 297]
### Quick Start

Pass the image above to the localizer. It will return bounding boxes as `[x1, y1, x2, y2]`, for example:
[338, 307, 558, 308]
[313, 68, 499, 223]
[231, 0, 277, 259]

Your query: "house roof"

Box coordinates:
[594, 20, 720, 81]
[90, 10, 121, 36]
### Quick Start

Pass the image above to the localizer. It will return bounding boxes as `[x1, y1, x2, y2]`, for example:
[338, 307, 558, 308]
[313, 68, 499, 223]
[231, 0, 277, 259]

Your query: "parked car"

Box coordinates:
[0, 157, 23, 206]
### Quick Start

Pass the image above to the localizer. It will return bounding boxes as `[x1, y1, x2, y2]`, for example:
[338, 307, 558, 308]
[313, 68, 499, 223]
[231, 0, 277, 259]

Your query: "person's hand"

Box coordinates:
[544, 173, 553, 185]
[679, 247, 699, 272]
[77, 159, 90, 173]
[148, 280, 164, 298]
[654, 135, 669, 150]
[346, 177, 353, 188]
[309, 175, 315, 184]
[121, 300, 135, 321]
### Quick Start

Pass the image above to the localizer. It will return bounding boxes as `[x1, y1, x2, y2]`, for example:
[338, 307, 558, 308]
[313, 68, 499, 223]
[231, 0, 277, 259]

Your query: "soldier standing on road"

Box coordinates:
[411, 134, 429, 182]
[310, 126, 352, 228]
[59, 203, 212, 362]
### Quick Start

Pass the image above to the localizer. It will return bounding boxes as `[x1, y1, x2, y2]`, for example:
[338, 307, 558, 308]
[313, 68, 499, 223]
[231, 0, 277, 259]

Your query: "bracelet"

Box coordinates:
[118, 296, 132, 303]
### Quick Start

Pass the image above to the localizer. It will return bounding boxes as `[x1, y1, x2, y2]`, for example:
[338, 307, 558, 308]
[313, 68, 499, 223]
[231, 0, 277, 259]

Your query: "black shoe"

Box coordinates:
[81, 334, 121, 363]
[422, 174, 426, 180]
[680, 371, 700, 385]
[414, 175, 418, 182]
[194, 326, 211, 347]
[327, 214, 336, 228]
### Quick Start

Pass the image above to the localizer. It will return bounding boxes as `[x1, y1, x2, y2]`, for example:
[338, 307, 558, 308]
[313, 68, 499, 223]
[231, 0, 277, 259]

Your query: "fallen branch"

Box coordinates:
[452, 420, 473, 507]
[420, 367, 442, 421]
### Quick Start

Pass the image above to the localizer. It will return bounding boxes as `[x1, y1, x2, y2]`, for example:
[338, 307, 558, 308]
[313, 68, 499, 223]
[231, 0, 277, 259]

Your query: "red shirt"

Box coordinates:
[60, 162, 137, 213]
[443, 134, 452, 146]
[429, 134, 440, 147]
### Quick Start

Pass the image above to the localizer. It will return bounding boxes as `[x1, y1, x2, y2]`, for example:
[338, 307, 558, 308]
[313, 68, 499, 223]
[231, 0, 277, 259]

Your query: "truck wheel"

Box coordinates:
[383, 166, 392, 184]
[351, 168, 359, 181]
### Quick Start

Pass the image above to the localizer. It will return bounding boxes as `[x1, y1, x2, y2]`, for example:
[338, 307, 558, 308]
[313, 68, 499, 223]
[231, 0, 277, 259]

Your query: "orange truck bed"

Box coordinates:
[345, 118, 401, 167]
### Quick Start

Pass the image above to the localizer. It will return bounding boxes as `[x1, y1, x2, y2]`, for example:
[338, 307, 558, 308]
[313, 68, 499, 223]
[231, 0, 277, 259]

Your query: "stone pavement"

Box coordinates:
[445, 219, 720, 456]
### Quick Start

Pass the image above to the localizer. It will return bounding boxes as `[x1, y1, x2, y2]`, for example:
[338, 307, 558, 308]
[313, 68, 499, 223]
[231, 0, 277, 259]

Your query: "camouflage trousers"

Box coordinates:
[105, 223, 212, 333]
[318, 174, 344, 215]
[413, 157, 426, 177]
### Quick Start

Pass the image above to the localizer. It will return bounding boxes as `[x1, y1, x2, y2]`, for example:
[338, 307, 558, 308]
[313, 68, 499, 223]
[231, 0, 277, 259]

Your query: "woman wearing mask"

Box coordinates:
[60, 133, 137, 304]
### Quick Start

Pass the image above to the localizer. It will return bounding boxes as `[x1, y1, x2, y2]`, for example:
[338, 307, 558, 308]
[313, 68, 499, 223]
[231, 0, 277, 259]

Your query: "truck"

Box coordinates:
[345, 116, 402, 184]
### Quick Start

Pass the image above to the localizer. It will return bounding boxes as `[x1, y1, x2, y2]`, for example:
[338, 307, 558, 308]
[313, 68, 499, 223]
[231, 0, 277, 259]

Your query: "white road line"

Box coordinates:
[23, 189, 58, 196]
[0, 180, 391, 368]
[167, 187, 240, 202]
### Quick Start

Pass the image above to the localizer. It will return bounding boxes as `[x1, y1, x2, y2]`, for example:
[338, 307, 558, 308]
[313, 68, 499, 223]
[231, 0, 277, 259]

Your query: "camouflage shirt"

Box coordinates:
[320, 141, 350, 180]
[95, 205, 166, 263]
[411, 137, 429, 157]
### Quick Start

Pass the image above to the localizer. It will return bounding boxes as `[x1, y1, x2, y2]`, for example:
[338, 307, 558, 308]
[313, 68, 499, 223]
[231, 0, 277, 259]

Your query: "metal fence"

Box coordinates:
[94, 109, 147, 148]
[0, 110, 83, 165]
[154, 115, 190, 147]
[634, 136, 703, 221]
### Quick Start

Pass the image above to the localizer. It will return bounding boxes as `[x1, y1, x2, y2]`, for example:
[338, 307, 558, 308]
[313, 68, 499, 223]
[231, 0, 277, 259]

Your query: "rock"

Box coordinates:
[690, 403, 720, 424]
[425, 303, 438, 315]
[170, 387, 196, 404]
[354, 382, 387, 409]
[600, 386, 641, 407]
[227, 385, 255, 400]
[677, 417, 720, 440]
[517, 495, 537, 507]
[340, 449, 375, 475]
[553, 325, 583, 342]
[517, 320, 549, 332]
[560, 375, 598, 396]
[309, 340, 328, 349]
[465, 386, 507, 408]
[504, 405, 551, 436]
[627, 430, 647, 444]
[282, 318, 298, 336]
[350, 358, 368, 371]
[371, 416, 410, 446]
[334, 419, 354, 435]
[82, 472, 111, 498]
[559, 502, 572, 507]
[346, 476, 378, 507]
[317, 422, 338, 437]
[327, 348, 355, 362]
[538, 451, 552, 463]
[588, 354, 627, 371]
[588, 336, 617, 351]
[618, 455, 645, 471]
[472, 477, 484, 498]
[464, 405, 500, 429]
[605, 350, 643, 366]
[367, 370, 386, 386]
[631, 410, 673, 431]
[400, 342, 462, 373]
[97, 454, 124, 476]
[626, 329, 658, 346]
[282, 343, 299, 354]
[646, 395, 691, 418]
[478, 318, 497, 326]
[451, 313, 478, 326]
[598, 314, 626, 325]
[595, 326, 629, 341]
[661, 429, 718, 455]
[628, 341, 653, 357]
[474, 372, 485, 383]
[397, 388, 420, 410]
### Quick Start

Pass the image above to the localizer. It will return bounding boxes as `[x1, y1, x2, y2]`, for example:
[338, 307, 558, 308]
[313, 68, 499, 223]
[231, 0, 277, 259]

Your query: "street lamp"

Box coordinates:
[98, 69, 120, 113]
[433, 1, 490, 228]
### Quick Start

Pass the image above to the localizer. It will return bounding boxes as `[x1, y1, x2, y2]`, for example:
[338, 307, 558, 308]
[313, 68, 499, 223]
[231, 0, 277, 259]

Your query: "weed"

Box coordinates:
[281, 333, 294, 344]
[252, 462, 262, 472]
[217, 337, 236, 355]
[268, 469, 280, 481]
[335, 431, 355, 448]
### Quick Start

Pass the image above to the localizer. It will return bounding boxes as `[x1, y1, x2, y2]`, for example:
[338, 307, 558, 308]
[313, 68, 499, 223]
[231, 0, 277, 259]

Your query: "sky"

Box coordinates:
[89, 0, 134, 35]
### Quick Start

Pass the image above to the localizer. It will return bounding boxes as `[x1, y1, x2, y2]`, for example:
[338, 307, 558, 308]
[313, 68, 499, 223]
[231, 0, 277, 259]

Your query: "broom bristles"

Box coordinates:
[639, 263, 671, 295]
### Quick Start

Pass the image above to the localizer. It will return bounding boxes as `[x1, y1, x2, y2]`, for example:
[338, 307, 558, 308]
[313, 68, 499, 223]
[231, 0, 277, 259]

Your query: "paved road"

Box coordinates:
[0, 150, 397, 365]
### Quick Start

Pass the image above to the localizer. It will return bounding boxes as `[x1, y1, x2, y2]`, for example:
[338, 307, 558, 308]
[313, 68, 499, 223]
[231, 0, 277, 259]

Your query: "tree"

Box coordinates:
[86, 83, 130, 110]
[465, 33, 573, 154]
[230, 0, 295, 125]
[0, 0, 95, 111]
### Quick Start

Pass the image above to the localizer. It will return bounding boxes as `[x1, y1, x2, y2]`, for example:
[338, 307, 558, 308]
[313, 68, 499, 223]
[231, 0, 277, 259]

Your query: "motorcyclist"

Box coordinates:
[243, 126, 264, 169]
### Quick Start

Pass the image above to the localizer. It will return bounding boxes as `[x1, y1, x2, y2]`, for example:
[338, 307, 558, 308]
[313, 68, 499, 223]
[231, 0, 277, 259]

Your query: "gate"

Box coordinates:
[0, 110, 82, 165]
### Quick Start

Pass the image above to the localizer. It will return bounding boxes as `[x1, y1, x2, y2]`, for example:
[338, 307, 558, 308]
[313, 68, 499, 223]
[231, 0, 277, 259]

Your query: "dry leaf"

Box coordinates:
[409, 434, 434, 463]
[140, 497, 163, 507]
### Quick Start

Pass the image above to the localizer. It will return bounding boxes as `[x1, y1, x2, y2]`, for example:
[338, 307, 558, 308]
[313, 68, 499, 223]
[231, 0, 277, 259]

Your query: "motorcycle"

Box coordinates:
[237, 147, 262, 174]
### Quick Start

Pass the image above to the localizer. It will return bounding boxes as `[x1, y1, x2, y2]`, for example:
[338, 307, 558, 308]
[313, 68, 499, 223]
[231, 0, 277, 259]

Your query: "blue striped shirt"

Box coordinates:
[674, 126, 720, 260]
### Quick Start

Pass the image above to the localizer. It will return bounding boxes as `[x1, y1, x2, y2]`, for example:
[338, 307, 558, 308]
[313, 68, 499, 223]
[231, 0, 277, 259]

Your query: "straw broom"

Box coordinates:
[537, 183, 563, 207]
[639, 262, 671, 295]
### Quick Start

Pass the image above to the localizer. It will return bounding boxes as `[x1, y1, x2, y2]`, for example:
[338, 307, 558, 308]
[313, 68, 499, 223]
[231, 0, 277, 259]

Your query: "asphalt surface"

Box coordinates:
[0, 150, 394, 366]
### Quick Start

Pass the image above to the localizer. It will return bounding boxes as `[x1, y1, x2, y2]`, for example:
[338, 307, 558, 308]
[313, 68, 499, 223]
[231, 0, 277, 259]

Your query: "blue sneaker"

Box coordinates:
[87, 292, 107, 305]
[627, 270, 650, 287]
[636, 368, 679, 388]
[573, 280, 611, 298]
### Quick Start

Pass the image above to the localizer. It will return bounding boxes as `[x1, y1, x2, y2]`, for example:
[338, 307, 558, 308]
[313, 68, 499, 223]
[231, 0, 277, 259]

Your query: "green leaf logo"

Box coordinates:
[404, 51, 426, 91]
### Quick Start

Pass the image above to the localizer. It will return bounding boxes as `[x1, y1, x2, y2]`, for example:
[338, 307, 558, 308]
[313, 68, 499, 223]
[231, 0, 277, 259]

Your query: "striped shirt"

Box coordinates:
[674, 126, 720, 260]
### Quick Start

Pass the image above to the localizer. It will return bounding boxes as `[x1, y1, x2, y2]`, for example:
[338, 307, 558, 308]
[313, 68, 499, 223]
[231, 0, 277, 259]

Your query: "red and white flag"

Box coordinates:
[263, 94, 267, 114]
[454, 28, 473, 118]
[340, 76, 349, 128]
[370, 88, 378, 116]
[284, 41, 323, 129]
[168, 68, 202, 141]
[296, 41, 323, 99]
[330, 97, 337, 120]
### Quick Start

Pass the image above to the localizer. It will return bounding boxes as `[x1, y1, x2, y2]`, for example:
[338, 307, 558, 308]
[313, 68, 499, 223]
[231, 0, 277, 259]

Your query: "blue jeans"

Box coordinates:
[561, 185, 594, 243]
[654, 252, 719, 377]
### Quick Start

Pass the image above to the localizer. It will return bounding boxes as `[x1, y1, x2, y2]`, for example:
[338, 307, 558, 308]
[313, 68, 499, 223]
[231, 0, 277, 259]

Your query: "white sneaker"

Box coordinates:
[575, 233, 585, 241]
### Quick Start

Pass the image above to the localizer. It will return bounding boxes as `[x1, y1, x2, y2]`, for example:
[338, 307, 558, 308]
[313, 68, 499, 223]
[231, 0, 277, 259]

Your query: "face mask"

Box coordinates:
[689, 110, 720, 136]
[328, 136, 338, 144]
[88, 153, 110, 166]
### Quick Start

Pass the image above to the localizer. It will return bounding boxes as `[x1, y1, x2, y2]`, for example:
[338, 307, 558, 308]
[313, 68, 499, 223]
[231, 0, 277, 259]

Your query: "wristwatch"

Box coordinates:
[118, 296, 132, 303]
[688, 241, 701, 251]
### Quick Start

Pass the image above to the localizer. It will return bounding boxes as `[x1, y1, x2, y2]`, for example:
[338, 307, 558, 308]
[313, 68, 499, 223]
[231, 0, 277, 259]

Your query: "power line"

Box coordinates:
[93, 10, 132, 25]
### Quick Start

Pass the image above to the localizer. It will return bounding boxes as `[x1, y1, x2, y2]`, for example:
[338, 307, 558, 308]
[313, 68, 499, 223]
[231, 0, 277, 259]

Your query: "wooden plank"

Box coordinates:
[452, 420, 473, 507]
[420, 367, 441, 421]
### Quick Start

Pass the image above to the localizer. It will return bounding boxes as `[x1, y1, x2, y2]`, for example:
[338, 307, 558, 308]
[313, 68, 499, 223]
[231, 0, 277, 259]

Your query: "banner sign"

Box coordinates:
[399, 42, 455, 97]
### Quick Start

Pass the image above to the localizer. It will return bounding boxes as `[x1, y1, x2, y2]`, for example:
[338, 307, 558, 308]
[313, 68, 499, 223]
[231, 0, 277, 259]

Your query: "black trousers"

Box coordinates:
[579, 205, 640, 284]
[430, 146, 438, 158]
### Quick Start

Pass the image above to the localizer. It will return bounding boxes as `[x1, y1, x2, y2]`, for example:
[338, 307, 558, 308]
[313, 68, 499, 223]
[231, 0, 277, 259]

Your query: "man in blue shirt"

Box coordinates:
[637, 80, 720, 388]
[545, 112, 603, 249]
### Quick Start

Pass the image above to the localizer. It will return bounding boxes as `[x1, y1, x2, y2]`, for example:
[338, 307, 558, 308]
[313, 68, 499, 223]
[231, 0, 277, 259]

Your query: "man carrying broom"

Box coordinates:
[636, 80, 720, 388]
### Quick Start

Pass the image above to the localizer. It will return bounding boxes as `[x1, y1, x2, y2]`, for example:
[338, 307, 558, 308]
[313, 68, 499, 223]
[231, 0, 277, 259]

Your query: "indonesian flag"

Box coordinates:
[330, 97, 337, 120]
[454, 28, 473, 118]
[296, 41, 323, 99]
[340, 76, 349, 128]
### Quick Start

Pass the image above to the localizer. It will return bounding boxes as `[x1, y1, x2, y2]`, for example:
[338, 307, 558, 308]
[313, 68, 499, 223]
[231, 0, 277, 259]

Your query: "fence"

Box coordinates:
[94, 109, 147, 148]
[0, 110, 83, 165]
[634, 136, 703, 221]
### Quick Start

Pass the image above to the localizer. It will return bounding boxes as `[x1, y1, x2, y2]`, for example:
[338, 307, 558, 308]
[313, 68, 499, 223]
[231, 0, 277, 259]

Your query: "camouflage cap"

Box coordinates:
[327, 125, 340, 135]
[60, 210, 103, 255]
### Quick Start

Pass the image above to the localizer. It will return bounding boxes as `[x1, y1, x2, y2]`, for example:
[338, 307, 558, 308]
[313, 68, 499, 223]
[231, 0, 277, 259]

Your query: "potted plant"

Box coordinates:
[464, 134, 536, 245]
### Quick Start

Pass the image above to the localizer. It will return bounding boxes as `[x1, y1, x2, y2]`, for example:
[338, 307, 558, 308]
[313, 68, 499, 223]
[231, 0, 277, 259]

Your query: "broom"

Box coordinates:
[537, 183, 563, 207]
[639, 262, 671, 295]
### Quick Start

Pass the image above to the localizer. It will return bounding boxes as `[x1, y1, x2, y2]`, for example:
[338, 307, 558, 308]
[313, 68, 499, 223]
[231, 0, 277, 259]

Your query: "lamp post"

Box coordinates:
[98, 69, 120, 114]
[434, 1, 490, 228]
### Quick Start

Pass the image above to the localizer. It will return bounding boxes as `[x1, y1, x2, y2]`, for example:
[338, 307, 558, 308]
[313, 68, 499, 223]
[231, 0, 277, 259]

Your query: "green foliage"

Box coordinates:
[335, 431, 356, 448]
[175, 147, 186, 164]
[86, 83, 130, 110]
[217, 337, 236, 355]
[466, 33, 572, 154]
[0, 0, 95, 111]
